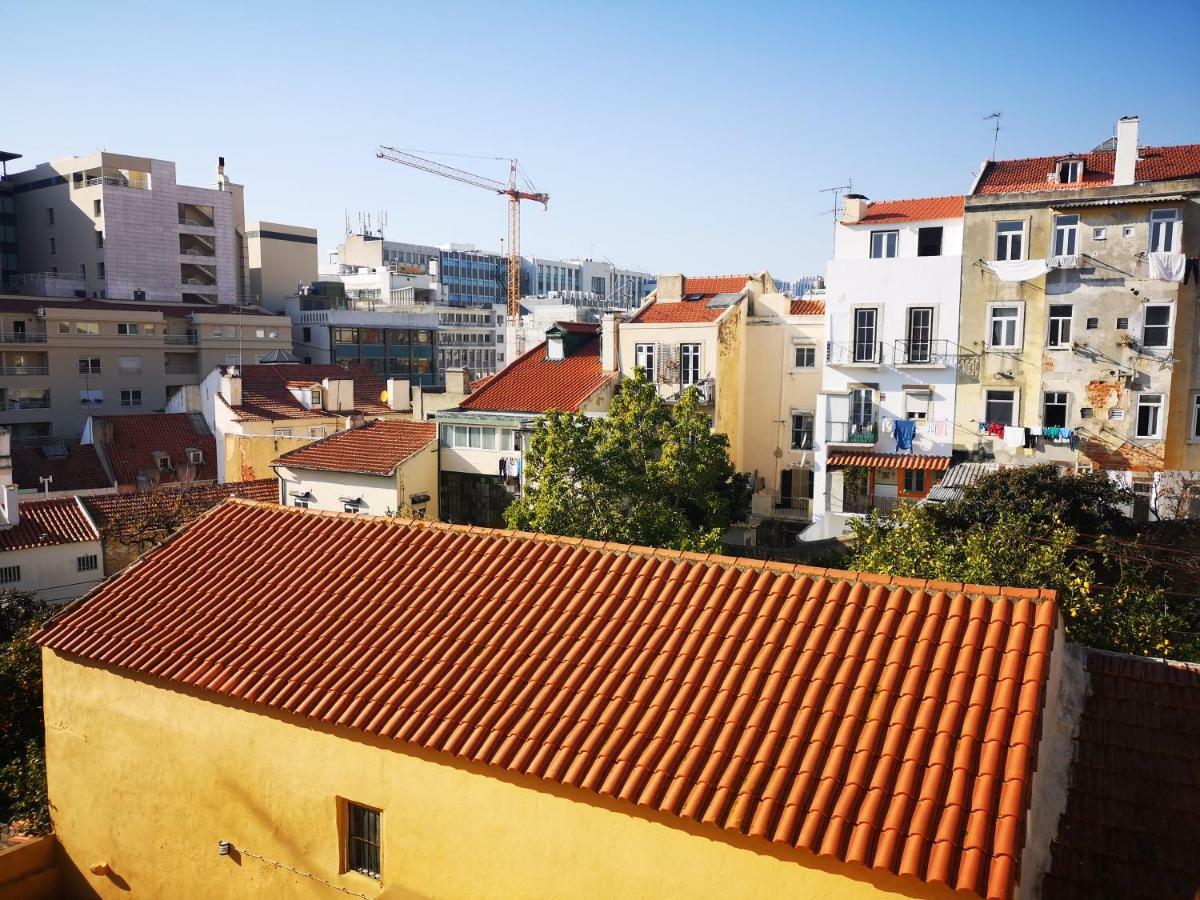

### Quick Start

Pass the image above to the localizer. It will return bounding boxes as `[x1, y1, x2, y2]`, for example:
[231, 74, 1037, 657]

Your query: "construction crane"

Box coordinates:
[375, 147, 549, 321]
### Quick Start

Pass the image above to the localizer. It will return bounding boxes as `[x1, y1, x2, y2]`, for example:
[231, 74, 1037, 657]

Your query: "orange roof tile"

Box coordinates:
[233, 364, 392, 422]
[974, 144, 1200, 195]
[631, 297, 728, 324]
[97, 413, 217, 487]
[82, 480, 277, 531]
[682, 275, 750, 294]
[0, 497, 98, 551]
[11, 443, 112, 493]
[38, 500, 1059, 900]
[459, 337, 610, 414]
[827, 453, 951, 472]
[274, 420, 436, 476]
[851, 196, 965, 224]
[789, 299, 825, 316]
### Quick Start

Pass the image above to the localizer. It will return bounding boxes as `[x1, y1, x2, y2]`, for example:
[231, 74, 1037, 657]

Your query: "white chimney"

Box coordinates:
[0, 427, 11, 488]
[601, 312, 621, 372]
[444, 368, 472, 397]
[386, 378, 411, 412]
[0, 484, 17, 529]
[1113, 116, 1139, 186]
[842, 195, 871, 224]
[656, 274, 684, 302]
[221, 366, 242, 407]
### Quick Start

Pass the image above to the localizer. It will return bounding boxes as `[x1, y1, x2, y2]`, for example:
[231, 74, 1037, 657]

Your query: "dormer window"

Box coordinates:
[154, 452, 172, 472]
[547, 333, 564, 361]
[1056, 159, 1083, 184]
[187, 448, 204, 465]
[310, 388, 323, 409]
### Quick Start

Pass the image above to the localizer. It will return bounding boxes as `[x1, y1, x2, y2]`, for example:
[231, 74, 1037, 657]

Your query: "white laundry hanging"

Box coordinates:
[984, 258, 1051, 282]
[1148, 252, 1186, 282]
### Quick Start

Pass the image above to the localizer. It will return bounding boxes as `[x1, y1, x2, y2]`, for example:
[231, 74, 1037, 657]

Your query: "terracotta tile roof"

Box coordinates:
[96, 414, 217, 487]
[631, 297, 728, 324]
[974, 144, 1200, 195]
[82, 480, 277, 531]
[682, 275, 750, 294]
[0, 497, 98, 551]
[274, 421, 436, 476]
[11, 443, 112, 492]
[789, 299, 826, 316]
[458, 338, 610, 414]
[1043, 650, 1200, 899]
[39, 500, 1059, 900]
[233, 364, 392, 422]
[852, 196, 965, 224]
[826, 453, 951, 472]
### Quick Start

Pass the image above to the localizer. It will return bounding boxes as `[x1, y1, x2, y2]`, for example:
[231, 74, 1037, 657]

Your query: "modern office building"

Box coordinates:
[439, 245, 507, 308]
[5, 152, 248, 304]
[247, 221, 318, 311]
[523, 255, 655, 311]
[0, 151, 19, 287]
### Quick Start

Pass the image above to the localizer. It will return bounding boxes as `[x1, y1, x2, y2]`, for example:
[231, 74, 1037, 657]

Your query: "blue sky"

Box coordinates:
[4, 1, 1198, 277]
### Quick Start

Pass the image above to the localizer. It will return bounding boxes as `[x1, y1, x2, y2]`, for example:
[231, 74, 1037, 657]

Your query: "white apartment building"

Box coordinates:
[808, 195, 965, 540]
[7, 152, 248, 304]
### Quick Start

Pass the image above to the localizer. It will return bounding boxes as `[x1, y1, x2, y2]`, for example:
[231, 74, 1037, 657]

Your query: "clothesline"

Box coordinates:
[978, 421, 1077, 451]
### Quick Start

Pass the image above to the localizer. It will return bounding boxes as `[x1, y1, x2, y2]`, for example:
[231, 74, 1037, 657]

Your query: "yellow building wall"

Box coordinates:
[224, 433, 318, 483]
[43, 651, 959, 900]
[714, 305, 744, 466]
[395, 441, 439, 520]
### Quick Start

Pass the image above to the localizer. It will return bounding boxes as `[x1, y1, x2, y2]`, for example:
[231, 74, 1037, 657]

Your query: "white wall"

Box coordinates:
[275, 466, 398, 515]
[0, 540, 104, 602]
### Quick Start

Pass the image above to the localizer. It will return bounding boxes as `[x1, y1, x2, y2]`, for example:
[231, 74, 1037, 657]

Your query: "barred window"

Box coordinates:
[77, 555, 99, 572]
[346, 802, 381, 879]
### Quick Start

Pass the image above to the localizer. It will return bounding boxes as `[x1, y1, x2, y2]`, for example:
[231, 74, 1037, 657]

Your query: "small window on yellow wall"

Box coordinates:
[344, 801, 381, 879]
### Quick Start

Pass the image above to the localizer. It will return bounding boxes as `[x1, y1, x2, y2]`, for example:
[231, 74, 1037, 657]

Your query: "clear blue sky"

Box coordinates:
[4, 1, 1198, 277]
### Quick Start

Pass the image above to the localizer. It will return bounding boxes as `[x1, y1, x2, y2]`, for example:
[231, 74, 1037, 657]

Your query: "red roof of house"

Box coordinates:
[233, 364, 392, 422]
[789, 299, 826, 316]
[826, 453, 951, 472]
[82, 481, 277, 531]
[631, 296, 728, 324]
[274, 420, 437, 476]
[682, 275, 750, 294]
[851, 196, 965, 224]
[0, 497, 98, 552]
[39, 500, 1059, 900]
[458, 338, 610, 414]
[1042, 650, 1200, 899]
[98, 414, 217, 487]
[974, 144, 1200, 195]
[11, 443, 112, 492]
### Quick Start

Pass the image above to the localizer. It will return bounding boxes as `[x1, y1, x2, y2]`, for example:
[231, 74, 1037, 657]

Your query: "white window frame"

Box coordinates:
[903, 306, 935, 364]
[79, 388, 104, 405]
[273, 428, 293, 437]
[792, 343, 816, 370]
[851, 307, 879, 363]
[1057, 159, 1082, 184]
[1141, 304, 1173, 350]
[984, 388, 1019, 427]
[995, 220, 1026, 261]
[1053, 215, 1079, 256]
[869, 230, 898, 259]
[680, 343, 701, 386]
[120, 389, 142, 408]
[790, 411, 813, 450]
[634, 343, 656, 381]
[1043, 391, 1070, 428]
[903, 388, 933, 422]
[1135, 393, 1164, 439]
[986, 302, 1024, 350]
[1149, 209, 1180, 253]
[78, 356, 101, 375]
[1046, 304, 1073, 349]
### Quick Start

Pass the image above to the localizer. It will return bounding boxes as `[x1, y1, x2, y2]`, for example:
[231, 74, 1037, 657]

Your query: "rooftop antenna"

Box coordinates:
[819, 179, 853, 238]
[344, 210, 351, 237]
[984, 112, 1002, 161]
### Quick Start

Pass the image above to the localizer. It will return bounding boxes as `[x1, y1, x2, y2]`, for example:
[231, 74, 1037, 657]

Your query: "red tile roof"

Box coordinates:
[1043, 650, 1200, 899]
[789, 299, 826, 316]
[274, 421, 436, 476]
[233, 364, 392, 422]
[82, 481, 277, 532]
[96, 414, 217, 487]
[39, 500, 1059, 900]
[459, 338, 610, 414]
[826, 453, 951, 472]
[11, 443, 112, 493]
[851, 196, 965, 224]
[631, 297, 728, 324]
[974, 144, 1200, 195]
[682, 275, 750, 294]
[0, 497, 98, 551]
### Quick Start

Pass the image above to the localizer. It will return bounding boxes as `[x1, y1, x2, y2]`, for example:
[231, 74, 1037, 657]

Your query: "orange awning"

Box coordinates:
[826, 453, 950, 471]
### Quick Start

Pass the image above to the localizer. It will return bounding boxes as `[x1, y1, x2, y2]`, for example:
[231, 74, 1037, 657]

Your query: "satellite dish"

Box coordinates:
[380, 390, 389, 403]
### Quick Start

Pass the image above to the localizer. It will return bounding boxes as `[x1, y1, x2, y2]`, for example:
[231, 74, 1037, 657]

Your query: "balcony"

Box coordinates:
[164, 333, 199, 345]
[770, 496, 813, 521]
[826, 420, 878, 445]
[891, 338, 957, 367]
[840, 494, 902, 516]
[1, 398, 51, 411]
[0, 365, 49, 376]
[0, 332, 48, 344]
[165, 365, 199, 376]
[827, 341, 881, 366]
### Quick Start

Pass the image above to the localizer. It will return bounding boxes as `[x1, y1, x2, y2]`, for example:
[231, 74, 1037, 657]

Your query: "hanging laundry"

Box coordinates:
[1003, 425, 1026, 449]
[1148, 251, 1186, 282]
[984, 259, 1051, 282]
[1048, 255, 1079, 269]
[1028, 426, 1043, 436]
[986, 422, 1006, 438]
[1024, 430, 1039, 450]
[1184, 257, 1200, 285]
[1043, 426, 1061, 442]
[893, 418, 917, 452]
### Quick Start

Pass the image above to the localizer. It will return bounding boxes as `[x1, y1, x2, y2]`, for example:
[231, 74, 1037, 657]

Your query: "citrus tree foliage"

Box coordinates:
[0, 590, 54, 834]
[505, 371, 751, 553]
[847, 466, 1198, 660]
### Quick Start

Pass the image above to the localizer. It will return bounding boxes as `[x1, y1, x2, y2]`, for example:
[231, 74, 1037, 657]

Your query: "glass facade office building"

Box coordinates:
[440, 249, 507, 308]
[331, 326, 438, 387]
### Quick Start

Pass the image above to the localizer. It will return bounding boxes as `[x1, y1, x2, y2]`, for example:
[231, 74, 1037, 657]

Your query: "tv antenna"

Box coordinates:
[984, 112, 1002, 161]
[819, 179, 853, 237]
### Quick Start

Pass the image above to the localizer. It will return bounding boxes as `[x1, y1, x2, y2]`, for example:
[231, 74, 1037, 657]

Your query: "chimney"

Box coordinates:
[221, 366, 242, 407]
[656, 274, 683, 302]
[601, 312, 621, 372]
[546, 328, 565, 361]
[385, 378, 411, 412]
[0, 427, 11, 488]
[842, 194, 871, 224]
[1113, 116, 1139, 186]
[444, 367, 472, 397]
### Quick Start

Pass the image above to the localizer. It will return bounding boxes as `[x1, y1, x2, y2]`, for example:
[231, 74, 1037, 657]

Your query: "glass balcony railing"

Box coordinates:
[826, 420, 878, 444]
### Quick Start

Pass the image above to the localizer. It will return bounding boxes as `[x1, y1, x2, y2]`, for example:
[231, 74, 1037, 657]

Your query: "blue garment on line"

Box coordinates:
[893, 418, 917, 452]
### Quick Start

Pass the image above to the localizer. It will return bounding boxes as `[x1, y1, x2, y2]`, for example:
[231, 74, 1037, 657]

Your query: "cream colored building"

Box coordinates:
[247, 221, 317, 312]
[0, 294, 292, 440]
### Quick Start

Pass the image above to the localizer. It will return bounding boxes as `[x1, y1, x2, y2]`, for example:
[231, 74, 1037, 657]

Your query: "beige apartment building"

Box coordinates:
[247, 221, 318, 312]
[0, 294, 291, 440]
[955, 117, 1200, 515]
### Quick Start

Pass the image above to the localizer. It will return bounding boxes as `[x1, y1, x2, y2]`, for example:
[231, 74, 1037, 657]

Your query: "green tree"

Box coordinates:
[0, 590, 54, 834]
[846, 467, 1199, 661]
[505, 370, 751, 552]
